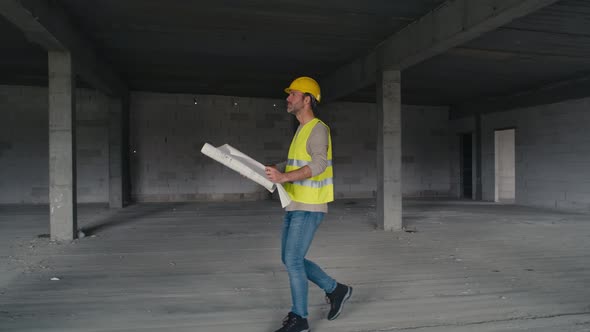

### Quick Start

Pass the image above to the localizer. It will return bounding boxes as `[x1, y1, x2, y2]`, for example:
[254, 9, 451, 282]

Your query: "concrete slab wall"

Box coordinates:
[481, 97, 590, 211]
[130, 92, 452, 202]
[0, 85, 109, 204]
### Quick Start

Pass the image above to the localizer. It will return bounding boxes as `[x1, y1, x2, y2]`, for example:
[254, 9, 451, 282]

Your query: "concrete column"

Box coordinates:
[48, 51, 77, 241]
[122, 97, 131, 205]
[475, 114, 483, 200]
[376, 69, 402, 231]
[108, 97, 124, 208]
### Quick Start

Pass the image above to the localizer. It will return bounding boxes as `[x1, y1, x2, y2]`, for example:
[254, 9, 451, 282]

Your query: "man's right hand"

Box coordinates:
[265, 166, 286, 184]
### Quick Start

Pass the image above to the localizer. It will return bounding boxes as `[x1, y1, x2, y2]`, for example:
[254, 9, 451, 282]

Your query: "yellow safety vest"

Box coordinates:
[283, 118, 334, 204]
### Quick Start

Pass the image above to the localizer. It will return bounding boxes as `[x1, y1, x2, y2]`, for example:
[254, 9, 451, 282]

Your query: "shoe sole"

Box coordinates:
[328, 286, 352, 321]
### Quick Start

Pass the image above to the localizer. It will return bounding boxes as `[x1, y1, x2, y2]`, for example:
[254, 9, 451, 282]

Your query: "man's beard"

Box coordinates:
[287, 102, 302, 114]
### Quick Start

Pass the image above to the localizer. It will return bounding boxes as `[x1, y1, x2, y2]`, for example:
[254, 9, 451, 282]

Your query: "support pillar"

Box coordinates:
[108, 97, 124, 208]
[49, 51, 77, 241]
[475, 113, 483, 200]
[376, 69, 402, 231]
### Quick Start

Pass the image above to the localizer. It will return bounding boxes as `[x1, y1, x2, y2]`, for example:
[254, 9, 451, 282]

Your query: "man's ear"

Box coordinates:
[303, 94, 311, 106]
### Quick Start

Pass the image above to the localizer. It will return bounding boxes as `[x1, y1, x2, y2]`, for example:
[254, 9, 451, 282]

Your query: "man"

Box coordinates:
[265, 76, 352, 332]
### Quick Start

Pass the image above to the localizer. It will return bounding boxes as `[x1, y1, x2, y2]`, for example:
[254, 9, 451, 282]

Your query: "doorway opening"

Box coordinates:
[494, 128, 515, 203]
[460, 133, 473, 199]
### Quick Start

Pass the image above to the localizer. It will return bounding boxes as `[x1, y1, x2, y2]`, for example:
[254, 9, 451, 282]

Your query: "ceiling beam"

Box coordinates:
[322, 0, 560, 102]
[451, 74, 590, 119]
[449, 47, 590, 63]
[0, 0, 127, 96]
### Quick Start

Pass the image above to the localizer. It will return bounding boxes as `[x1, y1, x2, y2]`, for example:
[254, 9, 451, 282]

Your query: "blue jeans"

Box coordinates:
[281, 211, 337, 318]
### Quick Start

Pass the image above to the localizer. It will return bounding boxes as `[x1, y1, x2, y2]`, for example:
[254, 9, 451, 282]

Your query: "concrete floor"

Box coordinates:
[1, 199, 590, 332]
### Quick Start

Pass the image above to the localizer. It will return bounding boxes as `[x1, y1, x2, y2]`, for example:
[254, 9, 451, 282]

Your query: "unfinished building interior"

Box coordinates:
[1, 1, 590, 331]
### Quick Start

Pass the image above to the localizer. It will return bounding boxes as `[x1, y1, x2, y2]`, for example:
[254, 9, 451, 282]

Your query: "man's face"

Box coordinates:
[286, 90, 306, 114]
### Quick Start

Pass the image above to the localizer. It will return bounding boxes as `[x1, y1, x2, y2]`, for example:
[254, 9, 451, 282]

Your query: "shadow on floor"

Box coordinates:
[80, 202, 190, 236]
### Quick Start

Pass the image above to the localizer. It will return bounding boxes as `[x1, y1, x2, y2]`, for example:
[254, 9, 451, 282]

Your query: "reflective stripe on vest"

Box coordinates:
[287, 159, 333, 167]
[283, 118, 334, 204]
[293, 177, 334, 188]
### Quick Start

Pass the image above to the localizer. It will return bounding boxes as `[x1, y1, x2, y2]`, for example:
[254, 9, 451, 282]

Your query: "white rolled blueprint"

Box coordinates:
[201, 143, 291, 208]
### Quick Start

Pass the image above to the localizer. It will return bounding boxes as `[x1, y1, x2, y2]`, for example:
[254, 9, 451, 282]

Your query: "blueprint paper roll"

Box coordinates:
[201, 143, 291, 208]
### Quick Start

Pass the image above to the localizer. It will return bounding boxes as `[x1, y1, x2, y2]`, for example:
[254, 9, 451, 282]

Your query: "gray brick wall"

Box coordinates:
[130, 93, 452, 201]
[449, 97, 590, 212]
[0, 85, 109, 204]
[401, 106, 452, 197]
[130, 93, 291, 202]
[322, 102, 451, 198]
[481, 98, 590, 211]
[0, 85, 452, 204]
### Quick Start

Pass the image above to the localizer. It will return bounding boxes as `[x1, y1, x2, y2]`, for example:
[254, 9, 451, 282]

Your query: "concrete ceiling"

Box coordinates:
[0, 15, 47, 85]
[407, 0, 590, 110]
[1, 0, 590, 113]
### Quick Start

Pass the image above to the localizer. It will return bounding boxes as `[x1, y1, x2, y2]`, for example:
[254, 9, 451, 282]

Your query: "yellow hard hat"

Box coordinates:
[284, 76, 321, 102]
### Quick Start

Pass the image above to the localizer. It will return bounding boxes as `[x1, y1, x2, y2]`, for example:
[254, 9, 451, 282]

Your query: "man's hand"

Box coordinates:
[265, 166, 287, 184]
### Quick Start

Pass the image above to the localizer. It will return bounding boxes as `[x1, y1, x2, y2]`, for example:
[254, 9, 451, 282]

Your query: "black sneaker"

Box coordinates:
[274, 312, 310, 332]
[325, 283, 352, 320]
